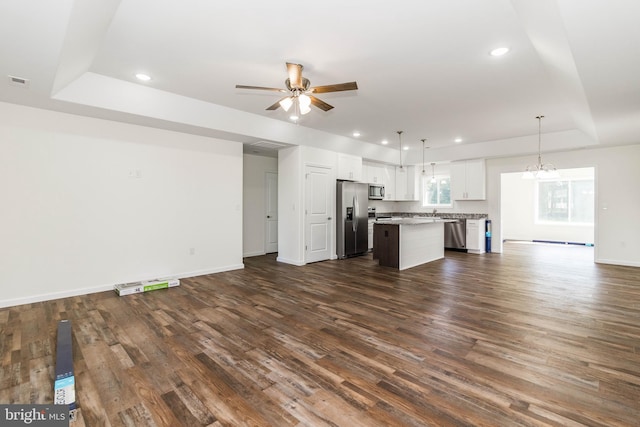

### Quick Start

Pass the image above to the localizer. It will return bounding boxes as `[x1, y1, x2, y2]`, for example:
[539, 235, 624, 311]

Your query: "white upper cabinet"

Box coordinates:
[362, 162, 418, 201]
[382, 165, 396, 200]
[364, 162, 384, 184]
[395, 166, 419, 201]
[337, 153, 363, 181]
[451, 159, 486, 200]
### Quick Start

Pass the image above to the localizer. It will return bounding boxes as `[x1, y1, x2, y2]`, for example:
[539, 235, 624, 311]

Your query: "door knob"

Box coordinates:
[328, 217, 332, 220]
[267, 215, 271, 218]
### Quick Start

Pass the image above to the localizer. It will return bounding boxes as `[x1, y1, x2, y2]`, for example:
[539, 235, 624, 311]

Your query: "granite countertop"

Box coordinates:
[375, 218, 455, 225]
[376, 212, 488, 220]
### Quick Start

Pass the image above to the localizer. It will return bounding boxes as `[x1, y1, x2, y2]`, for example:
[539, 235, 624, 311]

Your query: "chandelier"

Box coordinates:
[523, 115, 559, 179]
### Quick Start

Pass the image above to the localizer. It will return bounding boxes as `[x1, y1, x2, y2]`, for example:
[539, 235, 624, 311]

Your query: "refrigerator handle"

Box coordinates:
[353, 195, 358, 232]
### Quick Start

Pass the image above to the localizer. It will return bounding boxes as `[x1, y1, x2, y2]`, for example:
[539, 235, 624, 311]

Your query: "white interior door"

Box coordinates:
[265, 172, 278, 253]
[305, 165, 332, 263]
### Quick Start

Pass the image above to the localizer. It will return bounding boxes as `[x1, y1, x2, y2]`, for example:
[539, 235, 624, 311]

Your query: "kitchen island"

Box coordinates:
[373, 218, 447, 270]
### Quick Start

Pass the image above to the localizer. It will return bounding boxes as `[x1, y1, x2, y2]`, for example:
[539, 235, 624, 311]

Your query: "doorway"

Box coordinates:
[500, 167, 595, 257]
[305, 165, 332, 263]
[265, 171, 278, 253]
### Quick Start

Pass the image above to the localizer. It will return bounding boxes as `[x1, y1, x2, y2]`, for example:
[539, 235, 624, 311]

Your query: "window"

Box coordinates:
[537, 178, 594, 224]
[422, 175, 451, 207]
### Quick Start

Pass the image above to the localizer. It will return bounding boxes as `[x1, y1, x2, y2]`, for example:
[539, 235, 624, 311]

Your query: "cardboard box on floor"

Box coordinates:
[114, 278, 180, 296]
[55, 319, 77, 421]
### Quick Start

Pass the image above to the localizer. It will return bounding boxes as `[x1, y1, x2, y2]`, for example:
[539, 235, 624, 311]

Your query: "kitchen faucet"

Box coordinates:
[432, 208, 437, 216]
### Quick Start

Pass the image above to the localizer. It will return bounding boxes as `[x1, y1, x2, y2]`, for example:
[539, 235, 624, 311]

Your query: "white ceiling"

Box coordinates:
[1, 0, 639, 164]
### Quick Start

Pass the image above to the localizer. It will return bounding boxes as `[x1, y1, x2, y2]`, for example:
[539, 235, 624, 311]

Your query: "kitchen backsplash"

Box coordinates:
[368, 199, 488, 214]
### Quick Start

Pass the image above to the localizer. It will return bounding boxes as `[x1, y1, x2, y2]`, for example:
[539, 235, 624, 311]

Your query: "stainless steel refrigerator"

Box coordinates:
[336, 180, 369, 259]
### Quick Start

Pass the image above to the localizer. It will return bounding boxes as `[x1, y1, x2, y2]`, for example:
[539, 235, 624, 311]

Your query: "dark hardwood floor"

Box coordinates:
[1, 242, 639, 426]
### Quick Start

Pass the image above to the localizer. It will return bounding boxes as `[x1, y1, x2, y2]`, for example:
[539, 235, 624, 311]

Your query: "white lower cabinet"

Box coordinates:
[466, 219, 486, 254]
[368, 220, 374, 250]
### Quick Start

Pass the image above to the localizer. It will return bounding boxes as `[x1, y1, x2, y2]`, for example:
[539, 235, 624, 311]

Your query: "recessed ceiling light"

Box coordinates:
[454, 138, 463, 143]
[403, 146, 409, 151]
[381, 140, 388, 145]
[289, 115, 299, 121]
[352, 131, 361, 137]
[135, 73, 151, 81]
[490, 47, 510, 57]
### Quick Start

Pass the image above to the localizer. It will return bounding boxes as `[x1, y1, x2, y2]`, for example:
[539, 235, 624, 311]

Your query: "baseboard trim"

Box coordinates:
[0, 284, 114, 309]
[0, 263, 245, 309]
[243, 251, 266, 258]
[595, 258, 640, 268]
[276, 256, 306, 266]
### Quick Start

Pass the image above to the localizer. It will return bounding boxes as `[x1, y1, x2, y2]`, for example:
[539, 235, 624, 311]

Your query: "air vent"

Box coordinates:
[8, 75, 30, 87]
[249, 140, 288, 150]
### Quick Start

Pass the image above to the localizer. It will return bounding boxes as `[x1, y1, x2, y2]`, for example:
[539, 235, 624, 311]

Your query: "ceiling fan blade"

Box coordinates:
[286, 62, 304, 89]
[310, 81, 358, 93]
[265, 96, 292, 111]
[236, 84, 286, 92]
[309, 95, 334, 111]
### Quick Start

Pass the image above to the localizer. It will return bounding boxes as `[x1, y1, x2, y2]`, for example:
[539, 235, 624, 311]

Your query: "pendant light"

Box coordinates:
[430, 162, 437, 183]
[421, 139, 428, 174]
[397, 131, 405, 172]
[523, 115, 559, 179]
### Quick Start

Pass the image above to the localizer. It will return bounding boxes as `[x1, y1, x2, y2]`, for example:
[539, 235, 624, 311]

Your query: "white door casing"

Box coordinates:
[265, 171, 278, 253]
[305, 165, 332, 263]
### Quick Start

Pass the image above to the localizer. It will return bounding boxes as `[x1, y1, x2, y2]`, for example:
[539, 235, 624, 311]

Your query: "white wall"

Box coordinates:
[0, 102, 244, 307]
[487, 144, 640, 267]
[277, 146, 304, 265]
[243, 154, 277, 257]
[501, 168, 594, 244]
[277, 145, 338, 266]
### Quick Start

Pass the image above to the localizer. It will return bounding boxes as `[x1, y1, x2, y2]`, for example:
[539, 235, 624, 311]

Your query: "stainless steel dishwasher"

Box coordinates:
[444, 218, 466, 250]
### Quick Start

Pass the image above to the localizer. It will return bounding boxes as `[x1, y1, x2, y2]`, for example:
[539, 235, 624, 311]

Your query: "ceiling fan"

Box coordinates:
[235, 62, 358, 116]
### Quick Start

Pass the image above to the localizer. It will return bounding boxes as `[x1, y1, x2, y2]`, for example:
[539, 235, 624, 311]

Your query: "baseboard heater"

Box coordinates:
[532, 239, 594, 247]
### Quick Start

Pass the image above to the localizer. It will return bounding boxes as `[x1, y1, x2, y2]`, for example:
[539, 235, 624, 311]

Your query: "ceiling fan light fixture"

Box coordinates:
[300, 106, 311, 115]
[279, 97, 294, 112]
[298, 93, 312, 115]
[236, 63, 358, 116]
[298, 93, 311, 107]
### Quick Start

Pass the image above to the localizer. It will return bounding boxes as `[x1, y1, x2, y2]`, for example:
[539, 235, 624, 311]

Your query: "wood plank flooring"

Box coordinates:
[1, 242, 639, 426]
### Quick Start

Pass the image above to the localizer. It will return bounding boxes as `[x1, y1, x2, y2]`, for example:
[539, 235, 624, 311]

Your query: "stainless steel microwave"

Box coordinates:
[368, 184, 385, 200]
